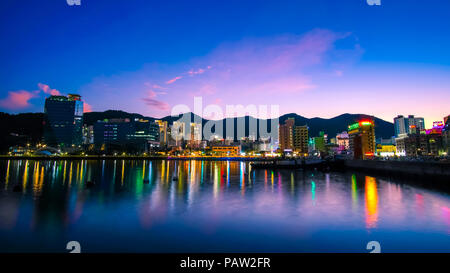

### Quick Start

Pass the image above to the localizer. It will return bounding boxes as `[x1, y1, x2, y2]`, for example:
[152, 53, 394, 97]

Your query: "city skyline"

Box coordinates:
[1, 0, 449, 127]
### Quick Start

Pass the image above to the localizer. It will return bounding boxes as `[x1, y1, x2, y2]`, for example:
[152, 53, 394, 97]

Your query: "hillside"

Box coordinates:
[0, 111, 394, 152]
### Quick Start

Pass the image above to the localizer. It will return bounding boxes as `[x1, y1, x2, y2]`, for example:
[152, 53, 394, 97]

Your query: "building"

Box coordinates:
[187, 122, 202, 149]
[348, 119, 376, 159]
[313, 131, 326, 153]
[404, 133, 443, 157]
[443, 115, 450, 155]
[375, 138, 396, 156]
[43, 94, 84, 148]
[170, 121, 186, 147]
[278, 118, 295, 151]
[155, 120, 168, 146]
[94, 118, 159, 153]
[395, 136, 406, 156]
[394, 115, 425, 137]
[396, 120, 446, 157]
[293, 125, 309, 155]
[336, 131, 349, 151]
[210, 145, 240, 156]
[82, 125, 94, 145]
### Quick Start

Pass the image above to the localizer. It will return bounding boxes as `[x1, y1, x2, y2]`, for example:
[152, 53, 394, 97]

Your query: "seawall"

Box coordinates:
[343, 160, 450, 178]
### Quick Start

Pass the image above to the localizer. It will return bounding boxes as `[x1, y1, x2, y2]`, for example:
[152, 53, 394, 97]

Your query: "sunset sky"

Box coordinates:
[0, 0, 449, 127]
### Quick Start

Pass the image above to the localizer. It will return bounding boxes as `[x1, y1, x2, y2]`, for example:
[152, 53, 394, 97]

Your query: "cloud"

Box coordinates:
[188, 67, 211, 76]
[166, 76, 183, 84]
[83, 102, 93, 113]
[142, 90, 170, 111]
[0, 90, 39, 110]
[0, 82, 92, 112]
[38, 83, 61, 96]
[78, 28, 362, 117]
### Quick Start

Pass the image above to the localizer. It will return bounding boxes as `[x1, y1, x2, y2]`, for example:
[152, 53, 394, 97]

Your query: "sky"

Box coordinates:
[0, 0, 449, 127]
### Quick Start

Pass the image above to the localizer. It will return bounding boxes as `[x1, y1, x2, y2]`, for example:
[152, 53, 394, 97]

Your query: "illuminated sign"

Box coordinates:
[348, 123, 359, 130]
[348, 120, 373, 131]
[360, 121, 373, 126]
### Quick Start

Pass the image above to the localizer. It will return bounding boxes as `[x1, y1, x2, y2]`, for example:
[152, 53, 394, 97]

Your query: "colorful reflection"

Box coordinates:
[0, 160, 449, 252]
[351, 174, 358, 209]
[365, 176, 379, 229]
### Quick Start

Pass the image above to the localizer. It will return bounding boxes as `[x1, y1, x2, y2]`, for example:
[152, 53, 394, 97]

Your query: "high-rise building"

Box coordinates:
[394, 115, 425, 137]
[44, 94, 84, 147]
[348, 119, 376, 159]
[278, 118, 295, 151]
[293, 125, 308, 155]
[170, 121, 186, 147]
[155, 120, 168, 146]
[187, 122, 202, 149]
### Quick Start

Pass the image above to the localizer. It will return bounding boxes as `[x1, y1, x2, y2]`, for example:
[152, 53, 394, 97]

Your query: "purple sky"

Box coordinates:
[0, 1, 449, 128]
[76, 28, 449, 126]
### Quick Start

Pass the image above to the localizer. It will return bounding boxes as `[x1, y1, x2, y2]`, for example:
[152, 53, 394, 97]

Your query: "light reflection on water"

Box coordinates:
[0, 159, 449, 253]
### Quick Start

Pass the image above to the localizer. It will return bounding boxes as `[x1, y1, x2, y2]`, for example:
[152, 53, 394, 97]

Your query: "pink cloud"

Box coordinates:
[38, 83, 61, 96]
[78, 28, 363, 118]
[166, 76, 183, 84]
[142, 90, 170, 111]
[83, 102, 93, 113]
[188, 68, 206, 76]
[0, 90, 38, 110]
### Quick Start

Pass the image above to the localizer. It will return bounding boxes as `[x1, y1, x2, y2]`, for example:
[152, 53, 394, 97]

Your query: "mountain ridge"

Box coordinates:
[0, 111, 394, 153]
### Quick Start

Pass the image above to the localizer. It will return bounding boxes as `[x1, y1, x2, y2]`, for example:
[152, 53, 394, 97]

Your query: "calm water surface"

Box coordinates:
[0, 159, 449, 253]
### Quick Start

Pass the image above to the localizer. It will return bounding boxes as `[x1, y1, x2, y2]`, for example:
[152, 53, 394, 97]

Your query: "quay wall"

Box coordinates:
[344, 160, 450, 177]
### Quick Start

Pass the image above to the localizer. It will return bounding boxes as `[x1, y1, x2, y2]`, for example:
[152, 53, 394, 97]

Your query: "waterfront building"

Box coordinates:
[376, 144, 396, 157]
[43, 94, 84, 148]
[293, 125, 309, 155]
[348, 119, 376, 159]
[404, 133, 443, 157]
[308, 137, 315, 154]
[8, 146, 31, 156]
[187, 122, 202, 149]
[257, 138, 272, 153]
[210, 145, 240, 156]
[313, 131, 326, 153]
[94, 118, 159, 153]
[394, 115, 425, 137]
[395, 137, 406, 156]
[170, 121, 186, 147]
[443, 115, 450, 155]
[425, 121, 445, 135]
[336, 131, 350, 151]
[278, 118, 295, 151]
[155, 120, 168, 146]
[82, 125, 94, 145]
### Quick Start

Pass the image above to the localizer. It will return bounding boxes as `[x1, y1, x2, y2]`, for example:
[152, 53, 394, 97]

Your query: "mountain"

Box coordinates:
[278, 113, 394, 139]
[83, 110, 152, 126]
[0, 111, 394, 153]
[0, 112, 44, 153]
